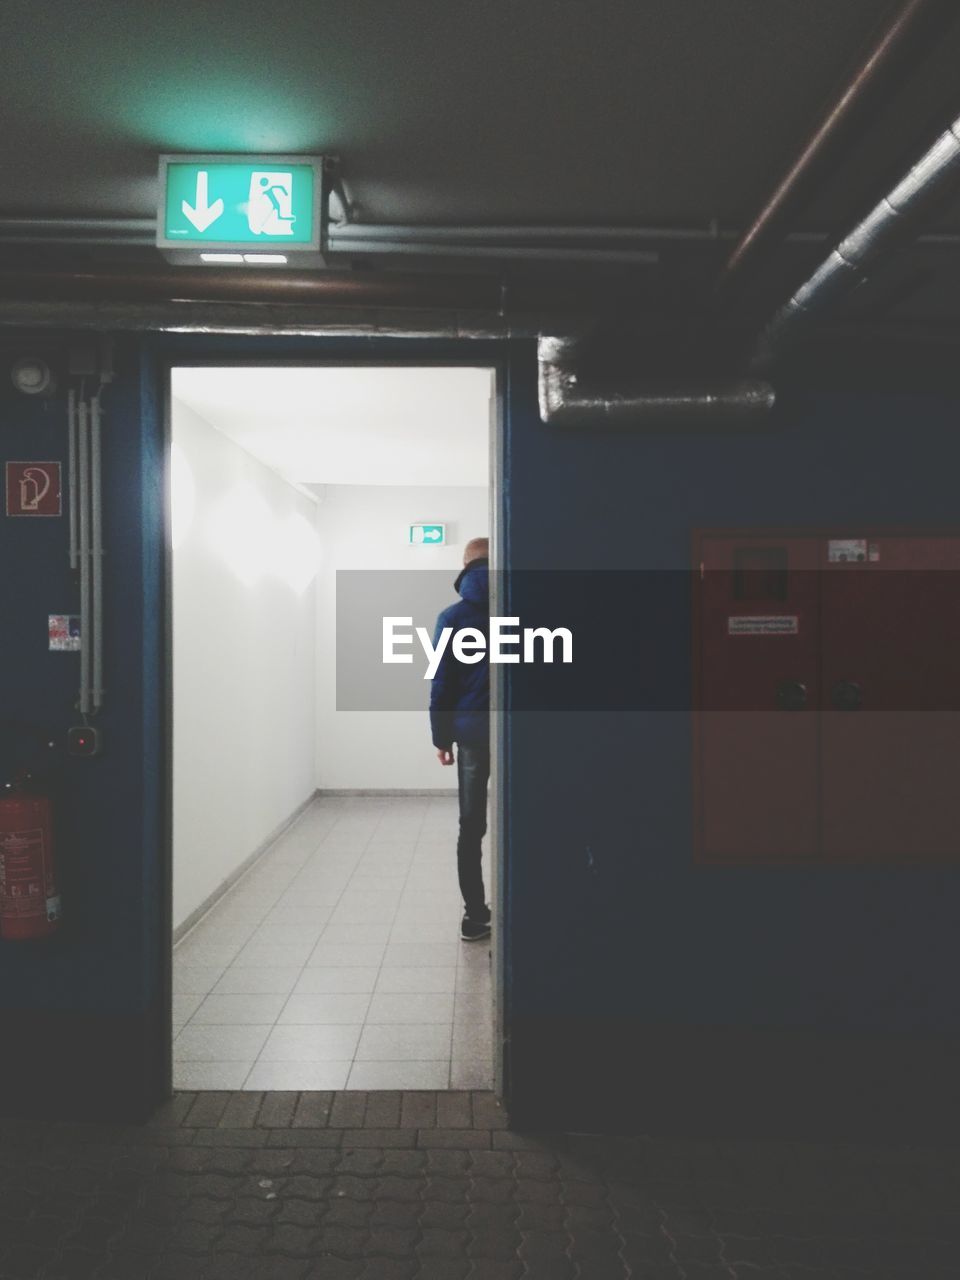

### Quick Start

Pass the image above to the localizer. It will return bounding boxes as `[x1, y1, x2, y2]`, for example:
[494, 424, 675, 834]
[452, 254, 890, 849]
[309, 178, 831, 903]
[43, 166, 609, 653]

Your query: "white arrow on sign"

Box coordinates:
[423, 528, 442, 541]
[181, 171, 224, 232]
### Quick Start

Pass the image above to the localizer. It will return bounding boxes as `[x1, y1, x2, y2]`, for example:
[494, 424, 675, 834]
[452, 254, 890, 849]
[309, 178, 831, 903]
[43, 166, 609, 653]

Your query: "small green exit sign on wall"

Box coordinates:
[157, 155, 326, 265]
[410, 524, 446, 545]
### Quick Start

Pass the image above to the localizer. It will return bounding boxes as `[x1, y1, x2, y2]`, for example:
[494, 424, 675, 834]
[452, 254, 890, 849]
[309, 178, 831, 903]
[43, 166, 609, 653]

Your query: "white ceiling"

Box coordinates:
[171, 365, 492, 487]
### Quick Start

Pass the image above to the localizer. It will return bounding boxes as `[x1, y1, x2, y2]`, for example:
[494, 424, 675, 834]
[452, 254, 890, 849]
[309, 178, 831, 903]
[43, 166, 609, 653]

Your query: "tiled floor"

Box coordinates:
[173, 794, 494, 1091]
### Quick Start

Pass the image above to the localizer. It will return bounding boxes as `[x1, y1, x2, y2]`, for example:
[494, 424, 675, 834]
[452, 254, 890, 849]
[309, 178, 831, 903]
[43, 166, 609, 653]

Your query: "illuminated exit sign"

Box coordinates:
[157, 154, 326, 265]
[410, 524, 445, 545]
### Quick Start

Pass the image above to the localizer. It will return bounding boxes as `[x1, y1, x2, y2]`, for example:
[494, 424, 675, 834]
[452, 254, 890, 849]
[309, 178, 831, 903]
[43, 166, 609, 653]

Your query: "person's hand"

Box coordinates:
[437, 748, 455, 766]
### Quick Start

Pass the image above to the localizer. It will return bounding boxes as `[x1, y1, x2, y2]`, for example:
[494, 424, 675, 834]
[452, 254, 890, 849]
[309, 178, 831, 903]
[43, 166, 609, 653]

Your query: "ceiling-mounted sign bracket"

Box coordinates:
[157, 154, 329, 267]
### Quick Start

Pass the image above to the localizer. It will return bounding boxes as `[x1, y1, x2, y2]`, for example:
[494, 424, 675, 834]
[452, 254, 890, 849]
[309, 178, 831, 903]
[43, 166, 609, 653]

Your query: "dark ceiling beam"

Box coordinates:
[714, 0, 959, 310]
[0, 298, 554, 339]
[0, 263, 640, 326]
[0, 265, 504, 308]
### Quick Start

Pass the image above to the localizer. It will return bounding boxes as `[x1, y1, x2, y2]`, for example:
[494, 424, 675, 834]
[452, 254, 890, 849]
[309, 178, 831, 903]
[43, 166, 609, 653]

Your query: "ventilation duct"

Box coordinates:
[540, 101, 960, 426]
[714, 0, 957, 306]
[753, 113, 960, 368]
[537, 337, 775, 428]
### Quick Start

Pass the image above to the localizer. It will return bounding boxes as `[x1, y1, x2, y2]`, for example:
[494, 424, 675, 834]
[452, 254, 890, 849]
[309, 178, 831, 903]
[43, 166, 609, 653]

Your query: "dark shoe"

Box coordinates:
[461, 913, 492, 942]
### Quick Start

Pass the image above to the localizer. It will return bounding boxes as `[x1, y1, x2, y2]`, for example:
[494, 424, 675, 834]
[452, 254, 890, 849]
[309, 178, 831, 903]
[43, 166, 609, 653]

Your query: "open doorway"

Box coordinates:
[166, 362, 500, 1091]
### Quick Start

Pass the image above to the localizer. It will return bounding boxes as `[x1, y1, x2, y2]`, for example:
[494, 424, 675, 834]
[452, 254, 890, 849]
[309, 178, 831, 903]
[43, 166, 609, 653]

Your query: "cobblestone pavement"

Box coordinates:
[1, 1091, 959, 1279]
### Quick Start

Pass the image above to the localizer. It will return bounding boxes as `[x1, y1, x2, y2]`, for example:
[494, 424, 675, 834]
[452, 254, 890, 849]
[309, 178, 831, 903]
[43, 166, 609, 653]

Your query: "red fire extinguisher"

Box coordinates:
[0, 774, 62, 941]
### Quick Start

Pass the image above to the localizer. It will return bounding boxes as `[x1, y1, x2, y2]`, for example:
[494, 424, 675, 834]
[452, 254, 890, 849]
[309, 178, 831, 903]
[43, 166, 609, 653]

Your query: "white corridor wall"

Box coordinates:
[315, 485, 488, 790]
[172, 397, 318, 931]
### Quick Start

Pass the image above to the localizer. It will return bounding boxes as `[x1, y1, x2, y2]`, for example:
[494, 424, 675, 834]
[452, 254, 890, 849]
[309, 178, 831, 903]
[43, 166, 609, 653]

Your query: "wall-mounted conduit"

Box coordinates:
[69, 362, 111, 716]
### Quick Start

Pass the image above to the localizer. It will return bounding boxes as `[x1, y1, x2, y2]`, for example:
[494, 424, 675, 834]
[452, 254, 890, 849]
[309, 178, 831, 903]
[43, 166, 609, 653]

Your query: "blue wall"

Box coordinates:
[502, 357, 960, 1133]
[506, 371, 960, 1031]
[0, 339, 165, 1114]
[1, 341, 162, 1011]
[2, 329, 958, 1130]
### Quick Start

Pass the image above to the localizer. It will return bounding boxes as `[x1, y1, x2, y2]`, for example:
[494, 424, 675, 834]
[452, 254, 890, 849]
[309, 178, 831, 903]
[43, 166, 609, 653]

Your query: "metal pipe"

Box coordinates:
[0, 232, 650, 253]
[0, 217, 154, 234]
[0, 215, 830, 249]
[67, 388, 78, 570]
[753, 112, 960, 367]
[538, 336, 775, 428]
[332, 224, 959, 247]
[0, 215, 726, 247]
[0, 235, 158, 246]
[329, 223, 723, 244]
[77, 398, 91, 716]
[329, 239, 658, 265]
[715, 0, 958, 303]
[90, 394, 104, 711]
[4, 214, 960, 253]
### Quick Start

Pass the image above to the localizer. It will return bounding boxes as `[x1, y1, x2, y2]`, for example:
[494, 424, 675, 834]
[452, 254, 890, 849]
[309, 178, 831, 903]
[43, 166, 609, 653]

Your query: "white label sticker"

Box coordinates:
[48, 615, 81, 651]
[828, 538, 867, 563]
[728, 615, 799, 636]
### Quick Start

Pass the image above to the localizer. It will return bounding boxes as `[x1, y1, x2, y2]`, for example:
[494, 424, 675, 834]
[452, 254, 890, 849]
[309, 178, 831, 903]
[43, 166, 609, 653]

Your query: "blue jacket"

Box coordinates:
[429, 559, 490, 748]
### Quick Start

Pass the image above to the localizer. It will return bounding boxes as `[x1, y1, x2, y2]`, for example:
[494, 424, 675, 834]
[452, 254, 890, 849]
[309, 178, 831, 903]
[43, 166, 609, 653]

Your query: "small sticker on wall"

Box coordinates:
[828, 538, 867, 563]
[48, 615, 81, 651]
[728, 615, 799, 636]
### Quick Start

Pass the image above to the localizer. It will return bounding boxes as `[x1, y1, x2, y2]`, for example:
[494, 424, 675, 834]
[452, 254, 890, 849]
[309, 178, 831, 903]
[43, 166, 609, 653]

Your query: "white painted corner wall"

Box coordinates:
[171, 398, 318, 930]
[314, 484, 488, 791]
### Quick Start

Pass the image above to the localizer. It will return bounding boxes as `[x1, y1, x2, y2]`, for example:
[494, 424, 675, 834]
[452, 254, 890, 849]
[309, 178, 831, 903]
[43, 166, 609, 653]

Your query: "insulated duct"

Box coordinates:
[714, 0, 958, 305]
[753, 113, 960, 367]
[553, 85, 960, 428]
[538, 337, 775, 427]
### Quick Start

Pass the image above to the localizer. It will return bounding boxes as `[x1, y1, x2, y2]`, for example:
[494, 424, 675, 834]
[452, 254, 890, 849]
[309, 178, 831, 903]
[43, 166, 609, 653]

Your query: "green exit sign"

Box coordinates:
[157, 154, 325, 265]
[410, 524, 446, 545]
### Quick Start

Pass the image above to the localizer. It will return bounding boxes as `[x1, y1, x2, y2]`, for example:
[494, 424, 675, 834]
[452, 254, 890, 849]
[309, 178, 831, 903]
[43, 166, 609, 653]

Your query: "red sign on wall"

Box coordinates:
[5, 462, 62, 517]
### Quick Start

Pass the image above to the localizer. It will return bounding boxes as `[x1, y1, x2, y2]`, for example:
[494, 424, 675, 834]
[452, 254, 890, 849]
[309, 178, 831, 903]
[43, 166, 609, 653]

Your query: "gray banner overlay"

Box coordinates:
[336, 569, 960, 712]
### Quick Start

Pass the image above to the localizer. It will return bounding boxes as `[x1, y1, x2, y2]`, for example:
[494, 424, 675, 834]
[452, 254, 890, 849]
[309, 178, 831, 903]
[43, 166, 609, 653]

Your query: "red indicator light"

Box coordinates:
[67, 726, 101, 756]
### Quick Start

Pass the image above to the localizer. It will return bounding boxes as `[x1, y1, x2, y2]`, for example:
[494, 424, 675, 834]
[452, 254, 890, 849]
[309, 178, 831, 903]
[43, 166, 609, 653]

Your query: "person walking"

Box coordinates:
[430, 537, 491, 941]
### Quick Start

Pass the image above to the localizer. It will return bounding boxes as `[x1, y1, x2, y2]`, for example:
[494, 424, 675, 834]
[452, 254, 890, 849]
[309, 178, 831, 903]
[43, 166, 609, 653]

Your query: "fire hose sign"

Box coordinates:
[5, 462, 61, 517]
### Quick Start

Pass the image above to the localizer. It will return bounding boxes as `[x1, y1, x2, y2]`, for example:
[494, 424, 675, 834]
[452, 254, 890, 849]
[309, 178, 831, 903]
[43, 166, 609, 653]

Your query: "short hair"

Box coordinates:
[463, 536, 489, 566]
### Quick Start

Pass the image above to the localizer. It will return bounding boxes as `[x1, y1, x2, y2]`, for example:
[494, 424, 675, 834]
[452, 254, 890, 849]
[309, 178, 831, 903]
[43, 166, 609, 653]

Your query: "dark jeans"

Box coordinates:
[456, 742, 490, 919]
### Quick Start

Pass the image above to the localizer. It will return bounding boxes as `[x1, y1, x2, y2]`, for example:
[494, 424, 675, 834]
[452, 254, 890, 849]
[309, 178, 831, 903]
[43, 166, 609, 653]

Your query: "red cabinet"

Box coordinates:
[695, 531, 960, 864]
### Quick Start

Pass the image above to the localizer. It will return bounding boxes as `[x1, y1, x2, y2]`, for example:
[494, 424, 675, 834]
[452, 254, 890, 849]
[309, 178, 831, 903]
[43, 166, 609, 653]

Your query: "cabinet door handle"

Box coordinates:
[831, 680, 863, 711]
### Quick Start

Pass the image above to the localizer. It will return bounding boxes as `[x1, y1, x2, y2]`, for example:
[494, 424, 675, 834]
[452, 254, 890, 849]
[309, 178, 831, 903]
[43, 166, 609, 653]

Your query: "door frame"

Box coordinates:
[158, 344, 510, 1103]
